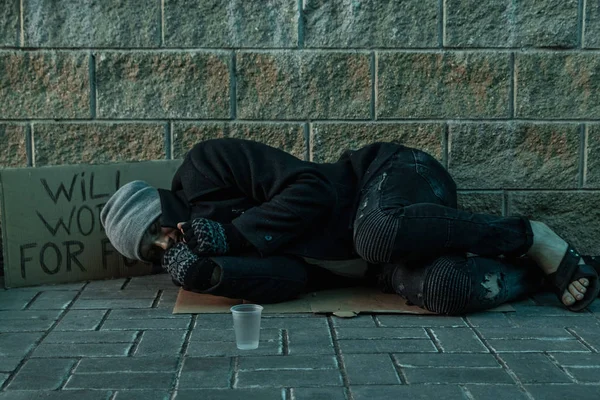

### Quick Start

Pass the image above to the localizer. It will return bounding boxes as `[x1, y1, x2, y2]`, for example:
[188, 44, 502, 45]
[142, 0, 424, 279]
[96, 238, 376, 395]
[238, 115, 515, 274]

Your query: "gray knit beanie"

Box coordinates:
[100, 180, 162, 261]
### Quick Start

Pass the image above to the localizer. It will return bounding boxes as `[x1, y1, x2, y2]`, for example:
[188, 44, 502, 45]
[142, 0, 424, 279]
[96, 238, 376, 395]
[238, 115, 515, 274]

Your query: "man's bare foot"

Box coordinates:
[527, 221, 589, 306]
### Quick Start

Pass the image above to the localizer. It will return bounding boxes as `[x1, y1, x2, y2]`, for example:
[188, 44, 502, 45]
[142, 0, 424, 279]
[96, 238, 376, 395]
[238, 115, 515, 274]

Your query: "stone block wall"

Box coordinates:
[1, 0, 599, 270]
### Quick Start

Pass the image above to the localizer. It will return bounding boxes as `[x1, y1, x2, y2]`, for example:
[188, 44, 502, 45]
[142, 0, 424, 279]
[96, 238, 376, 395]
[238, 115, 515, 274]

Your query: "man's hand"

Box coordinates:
[177, 217, 229, 255]
[162, 242, 200, 286]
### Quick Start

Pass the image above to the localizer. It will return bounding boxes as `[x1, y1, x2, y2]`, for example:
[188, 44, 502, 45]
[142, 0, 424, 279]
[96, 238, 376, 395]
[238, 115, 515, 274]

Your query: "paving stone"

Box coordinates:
[78, 290, 158, 300]
[177, 357, 232, 389]
[404, 367, 513, 384]
[27, 291, 78, 310]
[331, 315, 377, 328]
[457, 191, 503, 215]
[0, 0, 18, 46]
[466, 385, 530, 400]
[186, 339, 281, 357]
[586, 124, 600, 188]
[0, 357, 21, 372]
[23, 0, 160, 47]
[0, 332, 43, 357]
[287, 329, 334, 355]
[0, 309, 62, 321]
[335, 327, 427, 340]
[550, 353, 600, 366]
[259, 317, 329, 330]
[564, 367, 600, 383]
[487, 339, 589, 353]
[71, 299, 154, 309]
[114, 391, 170, 400]
[466, 313, 514, 328]
[76, 357, 178, 373]
[352, 385, 466, 400]
[165, 0, 297, 48]
[338, 339, 437, 354]
[525, 384, 600, 400]
[43, 330, 137, 344]
[0, 51, 90, 119]
[32, 342, 132, 357]
[376, 315, 467, 328]
[500, 353, 571, 383]
[292, 387, 346, 400]
[174, 389, 283, 400]
[133, 330, 186, 356]
[109, 308, 188, 320]
[429, 328, 488, 353]
[193, 314, 234, 329]
[377, 52, 510, 118]
[0, 291, 38, 310]
[66, 372, 174, 390]
[97, 51, 230, 119]
[102, 318, 190, 331]
[342, 354, 400, 385]
[0, 318, 55, 332]
[7, 358, 76, 390]
[477, 327, 573, 340]
[0, 391, 112, 400]
[84, 279, 127, 290]
[0, 123, 27, 167]
[0, 373, 8, 387]
[304, 0, 437, 48]
[394, 353, 501, 368]
[54, 309, 108, 331]
[509, 304, 575, 316]
[586, 1, 600, 48]
[238, 355, 337, 371]
[508, 315, 600, 330]
[237, 51, 371, 119]
[569, 326, 600, 351]
[237, 369, 342, 388]
[190, 328, 279, 343]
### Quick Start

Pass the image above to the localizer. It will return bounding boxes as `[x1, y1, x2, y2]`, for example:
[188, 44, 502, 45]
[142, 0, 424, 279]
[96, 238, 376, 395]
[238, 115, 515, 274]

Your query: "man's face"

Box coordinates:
[139, 218, 181, 264]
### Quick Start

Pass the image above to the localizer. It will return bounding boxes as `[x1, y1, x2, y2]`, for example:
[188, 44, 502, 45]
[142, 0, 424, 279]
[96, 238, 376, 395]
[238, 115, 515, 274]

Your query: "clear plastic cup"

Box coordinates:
[230, 304, 263, 350]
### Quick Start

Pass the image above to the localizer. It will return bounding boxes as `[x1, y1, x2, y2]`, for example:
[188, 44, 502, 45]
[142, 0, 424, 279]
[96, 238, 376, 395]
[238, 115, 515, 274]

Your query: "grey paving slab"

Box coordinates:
[525, 384, 600, 400]
[193, 314, 235, 330]
[177, 357, 232, 389]
[564, 366, 600, 382]
[338, 339, 437, 354]
[292, 387, 347, 400]
[331, 315, 377, 327]
[342, 354, 400, 385]
[114, 391, 170, 400]
[260, 316, 329, 329]
[466, 313, 515, 328]
[376, 315, 467, 327]
[403, 367, 514, 384]
[351, 385, 466, 400]
[335, 327, 427, 339]
[569, 326, 600, 350]
[477, 327, 574, 339]
[133, 330, 186, 356]
[466, 385, 530, 400]
[53, 309, 108, 331]
[71, 299, 154, 309]
[238, 355, 337, 370]
[101, 317, 190, 331]
[84, 278, 127, 290]
[394, 353, 501, 367]
[28, 291, 79, 309]
[109, 308, 189, 319]
[43, 330, 137, 343]
[185, 339, 281, 357]
[287, 329, 334, 355]
[508, 315, 600, 329]
[430, 327, 488, 353]
[6, 358, 76, 390]
[174, 389, 283, 400]
[76, 357, 179, 373]
[0, 332, 44, 357]
[499, 353, 572, 383]
[65, 372, 174, 389]
[236, 369, 343, 388]
[550, 352, 600, 366]
[0, 374, 8, 387]
[31, 342, 132, 357]
[487, 339, 590, 353]
[78, 290, 158, 300]
[0, 318, 55, 332]
[0, 309, 62, 320]
[190, 328, 279, 343]
[0, 291, 38, 310]
[0, 390, 112, 399]
[0, 357, 21, 372]
[16, 283, 87, 291]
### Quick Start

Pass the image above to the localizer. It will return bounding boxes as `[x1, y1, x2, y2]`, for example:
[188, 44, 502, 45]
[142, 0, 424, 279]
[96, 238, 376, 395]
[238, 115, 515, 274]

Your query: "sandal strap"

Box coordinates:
[549, 246, 582, 293]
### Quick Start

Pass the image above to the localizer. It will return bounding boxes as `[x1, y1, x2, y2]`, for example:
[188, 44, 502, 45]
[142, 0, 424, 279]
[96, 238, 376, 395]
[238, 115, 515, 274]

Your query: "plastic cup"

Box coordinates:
[230, 304, 263, 350]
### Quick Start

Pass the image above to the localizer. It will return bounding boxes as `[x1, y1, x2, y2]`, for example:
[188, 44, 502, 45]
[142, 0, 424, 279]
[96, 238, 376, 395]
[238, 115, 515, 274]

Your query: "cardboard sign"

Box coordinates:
[0, 160, 182, 288]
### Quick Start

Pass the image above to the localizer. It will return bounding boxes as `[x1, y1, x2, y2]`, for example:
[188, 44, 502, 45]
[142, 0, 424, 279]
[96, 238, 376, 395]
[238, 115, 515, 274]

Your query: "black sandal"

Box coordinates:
[548, 245, 600, 311]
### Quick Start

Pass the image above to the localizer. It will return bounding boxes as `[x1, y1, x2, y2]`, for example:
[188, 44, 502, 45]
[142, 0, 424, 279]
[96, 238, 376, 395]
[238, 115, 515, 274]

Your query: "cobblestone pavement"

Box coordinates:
[1, 273, 600, 400]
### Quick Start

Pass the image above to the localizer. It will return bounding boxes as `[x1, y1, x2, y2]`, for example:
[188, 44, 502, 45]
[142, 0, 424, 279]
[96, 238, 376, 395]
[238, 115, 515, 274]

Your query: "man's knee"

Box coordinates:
[353, 207, 401, 263]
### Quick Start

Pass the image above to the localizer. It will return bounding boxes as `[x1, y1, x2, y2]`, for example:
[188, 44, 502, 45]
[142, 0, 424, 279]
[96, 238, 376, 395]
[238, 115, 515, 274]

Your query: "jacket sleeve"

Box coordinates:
[180, 138, 337, 256]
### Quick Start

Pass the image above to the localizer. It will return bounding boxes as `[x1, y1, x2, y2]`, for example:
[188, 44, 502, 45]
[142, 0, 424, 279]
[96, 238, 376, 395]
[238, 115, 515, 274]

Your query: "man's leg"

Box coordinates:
[353, 147, 593, 308]
[377, 255, 544, 315]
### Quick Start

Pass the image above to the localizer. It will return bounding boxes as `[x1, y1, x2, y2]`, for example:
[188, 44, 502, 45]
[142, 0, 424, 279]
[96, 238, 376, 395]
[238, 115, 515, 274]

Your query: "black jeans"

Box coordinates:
[353, 147, 542, 313]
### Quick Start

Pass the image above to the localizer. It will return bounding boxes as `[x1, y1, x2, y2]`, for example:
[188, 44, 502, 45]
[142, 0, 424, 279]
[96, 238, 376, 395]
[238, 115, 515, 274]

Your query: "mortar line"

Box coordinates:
[151, 289, 163, 308]
[460, 385, 477, 400]
[164, 122, 172, 160]
[424, 327, 443, 352]
[565, 327, 598, 352]
[57, 358, 82, 390]
[389, 354, 409, 384]
[120, 277, 132, 290]
[502, 190, 509, 217]
[19, 0, 24, 46]
[160, 0, 166, 46]
[306, 122, 313, 161]
[282, 329, 290, 356]
[286, 387, 294, 400]
[509, 52, 515, 118]
[442, 123, 449, 169]
[439, 0, 446, 47]
[126, 331, 144, 356]
[229, 356, 240, 389]
[370, 51, 376, 120]
[581, 124, 588, 187]
[0, 286, 86, 391]
[545, 352, 579, 382]
[579, 0, 586, 48]
[23, 292, 42, 309]
[326, 316, 355, 400]
[169, 314, 197, 398]
[297, 0, 304, 49]
[89, 53, 97, 119]
[169, 121, 175, 159]
[230, 51, 237, 120]
[25, 123, 33, 167]
[95, 309, 112, 331]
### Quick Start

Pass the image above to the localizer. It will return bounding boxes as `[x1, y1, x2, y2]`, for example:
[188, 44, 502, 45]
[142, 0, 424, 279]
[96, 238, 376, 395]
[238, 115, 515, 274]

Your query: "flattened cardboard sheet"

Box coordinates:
[0, 160, 181, 288]
[173, 287, 515, 316]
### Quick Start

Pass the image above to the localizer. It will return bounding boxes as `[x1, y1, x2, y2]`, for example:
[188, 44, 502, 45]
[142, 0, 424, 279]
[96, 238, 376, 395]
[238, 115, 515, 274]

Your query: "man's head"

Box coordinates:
[101, 180, 179, 263]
